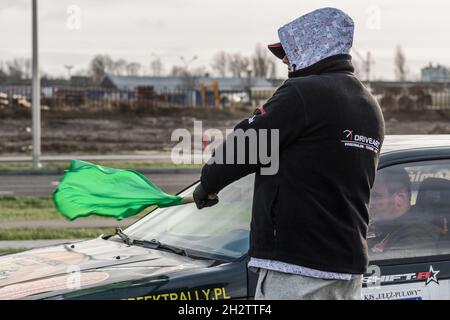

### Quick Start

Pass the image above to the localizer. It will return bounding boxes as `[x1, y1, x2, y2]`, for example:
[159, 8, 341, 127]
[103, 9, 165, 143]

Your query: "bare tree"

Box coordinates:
[252, 43, 274, 78]
[89, 54, 114, 83]
[394, 45, 408, 81]
[125, 62, 141, 76]
[240, 56, 250, 76]
[6, 58, 32, 80]
[191, 66, 207, 77]
[228, 53, 250, 78]
[112, 59, 127, 76]
[170, 65, 207, 90]
[89, 55, 143, 81]
[210, 51, 228, 77]
[170, 65, 188, 77]
[0, 62, 7, 84]
[150, 58, 164, 76]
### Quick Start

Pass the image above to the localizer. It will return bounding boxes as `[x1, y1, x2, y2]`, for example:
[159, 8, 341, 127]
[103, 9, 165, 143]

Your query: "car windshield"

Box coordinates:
[368, 159, 450, 261]
[123, 174, 254, 260]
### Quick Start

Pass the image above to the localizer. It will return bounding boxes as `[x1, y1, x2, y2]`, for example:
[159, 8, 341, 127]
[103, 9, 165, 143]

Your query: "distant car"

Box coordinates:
[1, 135, 450, 300]
[220, 92, 250, 106]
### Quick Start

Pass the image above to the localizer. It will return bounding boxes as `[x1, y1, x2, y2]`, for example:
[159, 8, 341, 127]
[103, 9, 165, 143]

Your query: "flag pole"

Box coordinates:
[181, 196, 194, 204]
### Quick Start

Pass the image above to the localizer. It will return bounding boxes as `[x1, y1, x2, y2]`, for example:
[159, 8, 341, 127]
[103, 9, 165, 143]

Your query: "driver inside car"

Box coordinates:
[368, 167, 440, 252]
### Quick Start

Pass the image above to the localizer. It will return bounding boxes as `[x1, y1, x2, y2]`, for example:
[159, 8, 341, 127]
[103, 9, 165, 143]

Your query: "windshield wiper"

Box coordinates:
[113, 228, 188, 257]
[132, 239, 189, 257]
[114, 227, 132, 246]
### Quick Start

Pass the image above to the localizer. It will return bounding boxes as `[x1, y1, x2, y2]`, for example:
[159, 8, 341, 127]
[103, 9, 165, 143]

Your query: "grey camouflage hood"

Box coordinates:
[278, 7, 354, 72]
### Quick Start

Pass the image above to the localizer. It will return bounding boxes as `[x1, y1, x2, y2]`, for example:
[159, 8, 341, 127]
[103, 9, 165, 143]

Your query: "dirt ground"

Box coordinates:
[0, 115, 240, 155]
[1, 110, 450, 155]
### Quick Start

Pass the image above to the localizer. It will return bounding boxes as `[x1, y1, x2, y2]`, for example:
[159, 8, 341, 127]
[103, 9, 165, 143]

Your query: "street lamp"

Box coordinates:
[64, 64, 74, 79]
[179, 55, 198, 71]
[32, 0, 41, 169]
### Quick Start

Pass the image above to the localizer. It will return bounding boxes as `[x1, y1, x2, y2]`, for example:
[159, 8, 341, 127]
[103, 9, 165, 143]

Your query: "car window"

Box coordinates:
[124, 174, 254, 259]
[368, 159, 450, 261]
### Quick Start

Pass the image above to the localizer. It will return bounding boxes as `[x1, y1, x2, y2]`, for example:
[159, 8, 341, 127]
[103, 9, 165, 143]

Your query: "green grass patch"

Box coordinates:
[0, 161, 201, 172]
[0, 196, 153, 221]
[0, 196, 61, 221]
[0, 248, 26, 256]
[0, 228, 114, 240]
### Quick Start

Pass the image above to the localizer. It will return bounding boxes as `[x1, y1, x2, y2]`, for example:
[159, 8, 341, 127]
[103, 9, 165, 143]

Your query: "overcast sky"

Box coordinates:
[0, 0, 449, 80]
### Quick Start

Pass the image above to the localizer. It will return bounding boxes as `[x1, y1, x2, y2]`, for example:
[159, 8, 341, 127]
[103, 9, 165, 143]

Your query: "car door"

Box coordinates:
[363, 158, 450, 300]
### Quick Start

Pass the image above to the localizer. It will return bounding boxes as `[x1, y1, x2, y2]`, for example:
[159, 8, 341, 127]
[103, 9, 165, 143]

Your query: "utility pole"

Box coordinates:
[32, 0, 41, 169]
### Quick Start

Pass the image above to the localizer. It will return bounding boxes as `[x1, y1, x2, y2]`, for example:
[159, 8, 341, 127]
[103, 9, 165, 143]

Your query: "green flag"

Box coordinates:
[53, 160, 184, 221]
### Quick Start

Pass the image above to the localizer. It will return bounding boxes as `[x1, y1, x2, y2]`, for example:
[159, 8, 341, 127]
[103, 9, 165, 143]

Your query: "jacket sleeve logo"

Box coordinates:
[341, 129, 380, 153]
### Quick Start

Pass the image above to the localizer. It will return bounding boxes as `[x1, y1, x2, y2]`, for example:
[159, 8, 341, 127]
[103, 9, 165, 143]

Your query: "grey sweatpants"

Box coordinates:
[254, 268, 363, 300]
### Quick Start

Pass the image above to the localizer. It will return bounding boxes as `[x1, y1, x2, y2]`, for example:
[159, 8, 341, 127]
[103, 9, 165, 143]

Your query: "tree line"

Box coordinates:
[88, 43, 278, 83]
[0, 44, 412, 84]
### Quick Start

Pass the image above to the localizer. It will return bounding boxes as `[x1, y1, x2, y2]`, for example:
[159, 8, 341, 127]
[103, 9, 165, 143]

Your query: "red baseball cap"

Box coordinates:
[267, 42, 286, 59]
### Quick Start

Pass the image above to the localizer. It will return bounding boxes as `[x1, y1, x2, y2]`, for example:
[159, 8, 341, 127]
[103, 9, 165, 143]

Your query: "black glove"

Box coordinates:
[193, 183, 219, 209]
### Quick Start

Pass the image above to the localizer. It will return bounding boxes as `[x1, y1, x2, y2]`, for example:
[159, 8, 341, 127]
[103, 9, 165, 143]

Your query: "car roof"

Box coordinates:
[379, 135, 450, 168]
[382, 135, 450, 154]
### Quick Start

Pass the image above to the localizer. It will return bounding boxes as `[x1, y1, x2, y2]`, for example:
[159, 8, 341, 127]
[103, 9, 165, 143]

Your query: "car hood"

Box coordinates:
[0, 237, 214, 300]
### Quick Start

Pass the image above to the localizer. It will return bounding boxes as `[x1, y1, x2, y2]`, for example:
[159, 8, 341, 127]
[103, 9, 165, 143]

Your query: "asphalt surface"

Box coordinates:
[0, 172, 200, 197]
[0, 154, 174, 162]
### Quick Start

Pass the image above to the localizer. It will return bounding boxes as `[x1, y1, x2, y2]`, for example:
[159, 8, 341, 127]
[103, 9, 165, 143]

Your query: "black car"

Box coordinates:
[1, 135, 450, 300]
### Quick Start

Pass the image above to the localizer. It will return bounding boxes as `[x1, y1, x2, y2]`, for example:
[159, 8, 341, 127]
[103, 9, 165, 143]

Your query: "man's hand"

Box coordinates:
[193, 183, 219, 209]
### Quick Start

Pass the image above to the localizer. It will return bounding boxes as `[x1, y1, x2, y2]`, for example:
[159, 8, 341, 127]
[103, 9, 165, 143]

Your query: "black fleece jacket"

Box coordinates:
[200, 54, 385, 274]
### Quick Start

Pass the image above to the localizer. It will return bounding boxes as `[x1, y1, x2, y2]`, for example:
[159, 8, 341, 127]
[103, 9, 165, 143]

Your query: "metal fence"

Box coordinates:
[0, 85, 270, 110]
[0, 84, 449, 112]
